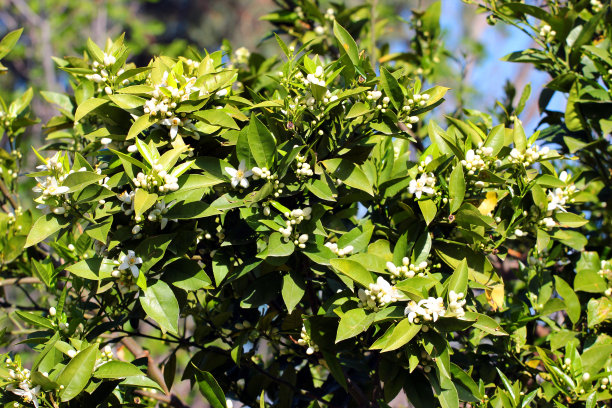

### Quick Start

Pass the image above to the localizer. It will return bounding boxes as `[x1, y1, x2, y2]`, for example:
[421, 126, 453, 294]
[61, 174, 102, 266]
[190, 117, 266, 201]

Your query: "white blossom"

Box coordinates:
[225, 160, 253, 189]
[118, 250, 143, 278]
[408, 173, 436, 199]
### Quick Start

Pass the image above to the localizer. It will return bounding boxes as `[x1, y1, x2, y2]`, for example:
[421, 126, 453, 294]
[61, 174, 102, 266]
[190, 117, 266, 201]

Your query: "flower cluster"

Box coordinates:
[4, 357, 40, 408]
[447, 290, 466, 317]
[295, 154, 313, 178]
[539, 24, 557, 40]
[32, 153, 72, 215]
[85, 52, 128, 94]
[303, 65, 326, 87]
[278, 207, 312, 246]
[509, 144, 550, 167]
[386, 258, 429, 283]
[599, 260, 612, 296]
[405, 297, 446, 324]
[461, 145, 493, 175]
[94, 345, 114, 370]
[546, 171, 576, 212]
[357, 277, 400, 311]
[133, 164, 180, 193]
[144, 70, 199, 138]
[324, 242, 354, 257]
[297, 325, 319, 355]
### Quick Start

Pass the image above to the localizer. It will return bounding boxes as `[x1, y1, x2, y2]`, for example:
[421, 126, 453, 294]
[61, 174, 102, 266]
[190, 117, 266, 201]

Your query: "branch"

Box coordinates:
[0, 178, 18, 209]
[0, 277, 41, 287]
[119, 337, 170, 395]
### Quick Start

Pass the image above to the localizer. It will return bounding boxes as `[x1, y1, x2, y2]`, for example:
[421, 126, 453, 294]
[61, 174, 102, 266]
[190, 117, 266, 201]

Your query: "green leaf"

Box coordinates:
[0, 28, 23, 59]
[75, 98, 110, 122]
[196, 370, 226, 408]
[86, 38, 105, 62]
[25, 214, 70, 248]
[553, 212, 588, 228]
[282, 271, 305, 313]
[380, 319, 421, 352]
[587, 297, 612, 328]
[15, 311, 54, 330]
[109, 94, 146, 110]
[63, 171, 105, 193]
[346, 102, 371, 118]
[127, 114, 154, 140]
[463, 312, 507, 336]
[246, 115, 276, 168]
[512, 117, 527, 152]
[133, 189, 158, 218]
[322, 158, 373, 196]
[565, 81, 586, 132]
[57, 344, 98, 401]
[140, 280, 180, 335]
[165, 259, 213, 291]
[94, 361, 144, 379]
[330, 258, 376, 287]
[380, 67, 404, 110]
[66, 258, 114, 280]
[333, 21, 359, 67]
[418, 199, 437, 225]
[449, 165, 465, 214]
[574, 271, 606, 293]
[447, 258, 468, 296]
[553, 276, 580, 324]
[483, 124, 505, 156]
[335, 308, 374, 343]
[264, 232, 295, 258]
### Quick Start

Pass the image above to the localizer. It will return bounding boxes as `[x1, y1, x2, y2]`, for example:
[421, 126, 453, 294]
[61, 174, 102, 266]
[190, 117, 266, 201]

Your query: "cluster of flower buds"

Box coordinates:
[539, 24, 556, 40]
[295, 155, 313, 178]
[278, 207, 312, 246]
[461, 144, 494, 175]
[357, 277, 400, 311]
[386, 258, 429, 282]
[509, 144, 550, 167]
[448, 290, 466, 317]
[304, 66, 326, 87]
[251, 166, 273, 181]
[132, 163, 179, 193]
[94, 345, 114, 370]
[325, 242, 354, 257]
[366, 90, 382, 101]
[0, 109, 15, 128]
[4, 357, 40, 408]
[297, 325, 319, 355]
[539, 217, 557, 229]
[405, 297, 446, 324]
[85, 52, 128, 93]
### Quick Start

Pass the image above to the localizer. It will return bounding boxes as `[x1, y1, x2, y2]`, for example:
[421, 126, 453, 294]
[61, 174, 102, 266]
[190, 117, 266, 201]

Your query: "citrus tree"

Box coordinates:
[0, 1, 611, 407]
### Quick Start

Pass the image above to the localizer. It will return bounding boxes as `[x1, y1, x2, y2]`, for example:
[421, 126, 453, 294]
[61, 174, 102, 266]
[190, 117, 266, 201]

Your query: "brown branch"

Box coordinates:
[119, 337, 170, 395]
[0, 277, 41, 287]
[0, 178, 18, 209]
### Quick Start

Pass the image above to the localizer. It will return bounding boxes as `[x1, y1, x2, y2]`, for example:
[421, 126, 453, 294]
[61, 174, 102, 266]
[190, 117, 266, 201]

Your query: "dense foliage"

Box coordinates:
[0, 1, 610, 407]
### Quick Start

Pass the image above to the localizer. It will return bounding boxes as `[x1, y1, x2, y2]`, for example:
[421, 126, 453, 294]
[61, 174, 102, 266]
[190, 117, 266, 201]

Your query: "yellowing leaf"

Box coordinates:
[478, 191, 498, 216]
[485, 283, 505, 311]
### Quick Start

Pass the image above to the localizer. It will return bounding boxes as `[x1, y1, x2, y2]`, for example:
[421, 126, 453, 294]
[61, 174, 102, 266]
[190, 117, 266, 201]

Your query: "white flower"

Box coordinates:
[118, 250, 143, 278]
[7, 382, 40, 408]
[541, 217, 556, 228]
[547, 188, 568, 212]
[418, 297, 446, 322]
[408, 173, 435, 199]
[357, 277, 400, 311]
[405, 301, 426, 324]
[225, 160, 253, 189]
